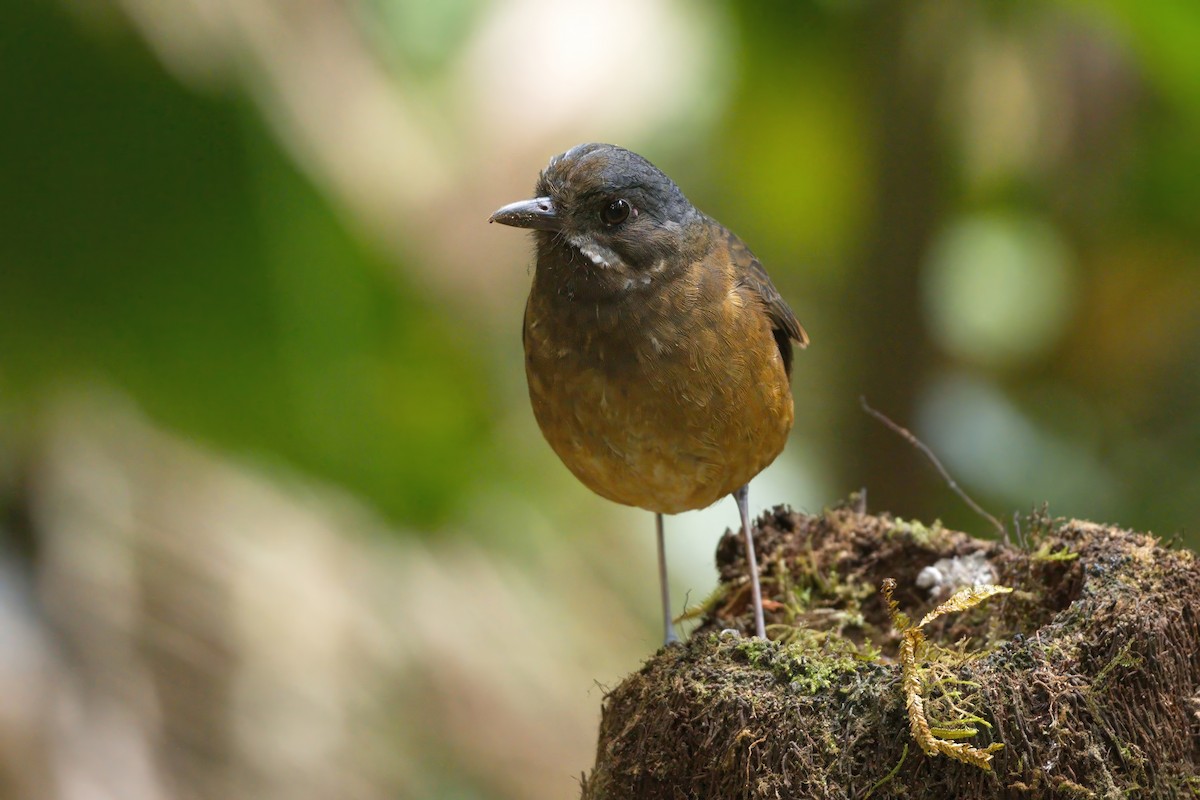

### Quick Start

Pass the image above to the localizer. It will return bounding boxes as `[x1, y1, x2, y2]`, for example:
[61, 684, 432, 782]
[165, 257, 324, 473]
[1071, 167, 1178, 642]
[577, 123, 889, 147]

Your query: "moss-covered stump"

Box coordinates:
[581, 504, 1200, 799]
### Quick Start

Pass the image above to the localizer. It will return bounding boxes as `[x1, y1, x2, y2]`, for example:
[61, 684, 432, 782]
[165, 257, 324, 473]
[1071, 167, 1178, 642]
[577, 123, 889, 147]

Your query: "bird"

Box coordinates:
[489, 143, 808, 644]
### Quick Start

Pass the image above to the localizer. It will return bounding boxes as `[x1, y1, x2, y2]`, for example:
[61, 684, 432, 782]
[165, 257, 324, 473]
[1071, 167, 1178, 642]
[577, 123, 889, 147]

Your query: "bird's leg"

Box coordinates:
[656, 513, 679, 646]
[734, 485, 767, 639]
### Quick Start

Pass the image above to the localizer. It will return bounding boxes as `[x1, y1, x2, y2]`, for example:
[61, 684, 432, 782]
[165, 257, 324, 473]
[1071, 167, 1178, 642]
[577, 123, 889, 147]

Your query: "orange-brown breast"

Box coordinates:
[523, 257, 794, 515]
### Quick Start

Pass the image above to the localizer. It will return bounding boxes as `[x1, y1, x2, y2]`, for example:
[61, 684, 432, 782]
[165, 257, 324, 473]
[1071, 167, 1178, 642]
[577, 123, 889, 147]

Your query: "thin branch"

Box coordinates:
[859, 396, 1007, 542]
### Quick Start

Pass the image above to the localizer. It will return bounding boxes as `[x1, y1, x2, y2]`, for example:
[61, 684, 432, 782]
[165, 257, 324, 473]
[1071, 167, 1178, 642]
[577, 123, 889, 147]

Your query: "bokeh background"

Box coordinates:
[2, 1, 1199, 798]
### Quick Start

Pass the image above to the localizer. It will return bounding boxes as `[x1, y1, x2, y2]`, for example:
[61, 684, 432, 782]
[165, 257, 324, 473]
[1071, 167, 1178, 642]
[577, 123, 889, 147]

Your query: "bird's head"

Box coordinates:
[490, 143, 704, 288]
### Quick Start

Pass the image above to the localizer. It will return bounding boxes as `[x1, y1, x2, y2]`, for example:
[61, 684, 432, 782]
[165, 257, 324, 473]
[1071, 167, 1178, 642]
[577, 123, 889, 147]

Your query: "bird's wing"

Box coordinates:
[722, 225, 809, 375]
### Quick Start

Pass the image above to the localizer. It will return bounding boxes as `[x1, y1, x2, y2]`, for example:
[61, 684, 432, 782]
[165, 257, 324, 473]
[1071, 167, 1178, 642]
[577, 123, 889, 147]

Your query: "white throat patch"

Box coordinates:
[567, 234, 622, 270]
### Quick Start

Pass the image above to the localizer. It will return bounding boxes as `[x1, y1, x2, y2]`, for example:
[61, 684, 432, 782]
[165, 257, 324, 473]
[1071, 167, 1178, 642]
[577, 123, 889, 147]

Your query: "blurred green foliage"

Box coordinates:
[3, 0, 1200, 544]
[1, 2, 491, 527]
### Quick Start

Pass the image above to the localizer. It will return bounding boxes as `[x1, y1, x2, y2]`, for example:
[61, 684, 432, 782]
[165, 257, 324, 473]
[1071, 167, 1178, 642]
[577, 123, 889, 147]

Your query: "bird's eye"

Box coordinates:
[601, 198, 631, 226]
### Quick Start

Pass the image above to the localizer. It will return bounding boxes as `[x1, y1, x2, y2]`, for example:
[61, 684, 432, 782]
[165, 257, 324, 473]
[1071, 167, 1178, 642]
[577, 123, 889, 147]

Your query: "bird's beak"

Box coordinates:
[488, 197, 561, 231]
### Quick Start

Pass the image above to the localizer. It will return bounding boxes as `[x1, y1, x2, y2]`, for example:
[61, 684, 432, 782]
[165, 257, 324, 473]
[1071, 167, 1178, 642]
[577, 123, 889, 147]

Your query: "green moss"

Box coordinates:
[889, 517, 945, 546]
[1055, 777, 1097, 797]
[1030, 541, 1079, 562]
[733, 636, 867, 694]
[1092, 640, 1144, 690]
[762, 552, 879, 650]
[864, 744, 908, 799]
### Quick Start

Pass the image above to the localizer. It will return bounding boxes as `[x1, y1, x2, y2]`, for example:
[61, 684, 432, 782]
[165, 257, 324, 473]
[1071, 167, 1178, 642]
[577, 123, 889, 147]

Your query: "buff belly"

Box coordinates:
[524, 305, 794, 514]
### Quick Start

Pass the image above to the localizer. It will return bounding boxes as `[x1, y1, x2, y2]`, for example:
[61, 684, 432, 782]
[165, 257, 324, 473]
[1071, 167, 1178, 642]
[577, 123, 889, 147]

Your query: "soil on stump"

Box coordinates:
[581, 502, 1200, 799]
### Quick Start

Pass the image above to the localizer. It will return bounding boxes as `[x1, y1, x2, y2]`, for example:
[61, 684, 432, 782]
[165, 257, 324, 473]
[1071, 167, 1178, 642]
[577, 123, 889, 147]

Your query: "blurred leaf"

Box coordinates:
[1082, 0, 1200, 117]
[0, 2, 491, 528]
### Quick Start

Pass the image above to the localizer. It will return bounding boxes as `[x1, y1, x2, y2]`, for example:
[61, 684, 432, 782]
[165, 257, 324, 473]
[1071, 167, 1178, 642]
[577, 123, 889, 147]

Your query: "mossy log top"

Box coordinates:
[581, 503, 1200, 799]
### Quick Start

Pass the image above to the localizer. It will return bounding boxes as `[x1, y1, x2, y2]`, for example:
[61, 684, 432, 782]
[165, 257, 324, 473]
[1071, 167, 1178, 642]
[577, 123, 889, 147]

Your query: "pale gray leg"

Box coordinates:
[656, 513, 679, 646]
[734, 485, 767, 639]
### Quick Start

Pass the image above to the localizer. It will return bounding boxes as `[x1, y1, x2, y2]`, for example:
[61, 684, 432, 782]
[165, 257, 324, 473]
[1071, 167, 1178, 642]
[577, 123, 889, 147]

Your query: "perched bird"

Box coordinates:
[489, 143, 808, 644]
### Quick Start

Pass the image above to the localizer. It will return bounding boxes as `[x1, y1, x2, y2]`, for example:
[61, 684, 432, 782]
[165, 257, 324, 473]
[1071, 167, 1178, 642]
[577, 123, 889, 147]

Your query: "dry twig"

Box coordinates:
[860, 396, 1007, 542]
